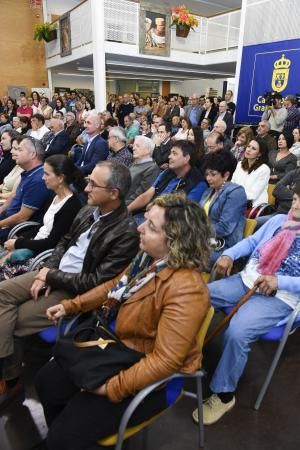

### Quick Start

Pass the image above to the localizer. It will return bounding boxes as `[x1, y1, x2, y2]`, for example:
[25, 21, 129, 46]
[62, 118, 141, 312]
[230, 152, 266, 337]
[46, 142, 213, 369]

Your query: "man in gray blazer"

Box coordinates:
[125, 135, 160, 205]
[185, 94, 204, 127]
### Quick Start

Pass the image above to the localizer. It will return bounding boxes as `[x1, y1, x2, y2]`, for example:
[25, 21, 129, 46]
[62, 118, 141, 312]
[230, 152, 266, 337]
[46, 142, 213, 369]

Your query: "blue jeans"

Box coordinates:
[208, 274, 292, 393]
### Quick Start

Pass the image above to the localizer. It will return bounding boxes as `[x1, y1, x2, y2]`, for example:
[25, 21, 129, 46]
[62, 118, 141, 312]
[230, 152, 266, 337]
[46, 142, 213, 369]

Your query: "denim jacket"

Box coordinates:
[200, 182, 247, 250]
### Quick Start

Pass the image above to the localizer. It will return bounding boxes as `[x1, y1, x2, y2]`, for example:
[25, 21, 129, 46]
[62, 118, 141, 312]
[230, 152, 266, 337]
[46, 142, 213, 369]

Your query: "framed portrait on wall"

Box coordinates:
[60, 12, 72, 57]
[139, 2, 170, 57]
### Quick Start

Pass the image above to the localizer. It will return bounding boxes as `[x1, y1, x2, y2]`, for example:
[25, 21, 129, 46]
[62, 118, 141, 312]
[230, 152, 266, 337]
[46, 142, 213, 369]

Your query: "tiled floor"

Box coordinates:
[1, 330, 300, 450]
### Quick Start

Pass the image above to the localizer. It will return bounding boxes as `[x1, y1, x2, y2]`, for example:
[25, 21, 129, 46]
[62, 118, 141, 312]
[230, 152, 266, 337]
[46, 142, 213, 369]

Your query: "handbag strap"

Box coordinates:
[74, 338, 116, 350]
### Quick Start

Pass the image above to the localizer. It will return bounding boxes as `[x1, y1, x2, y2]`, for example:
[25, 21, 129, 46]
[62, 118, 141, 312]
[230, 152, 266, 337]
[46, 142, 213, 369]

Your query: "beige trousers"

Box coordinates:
[0, 270, 69, 379]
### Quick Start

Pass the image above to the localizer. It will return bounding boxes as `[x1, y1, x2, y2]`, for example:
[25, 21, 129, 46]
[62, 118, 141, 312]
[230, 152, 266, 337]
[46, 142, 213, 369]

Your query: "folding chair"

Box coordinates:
[254, 302, 300, 410]
[97, 306, 215, 450]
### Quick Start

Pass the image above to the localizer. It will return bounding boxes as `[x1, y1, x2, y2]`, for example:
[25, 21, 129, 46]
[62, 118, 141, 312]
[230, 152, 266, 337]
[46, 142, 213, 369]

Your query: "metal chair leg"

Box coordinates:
[196, 376, 205, 448]
[254, 305, 300, 410]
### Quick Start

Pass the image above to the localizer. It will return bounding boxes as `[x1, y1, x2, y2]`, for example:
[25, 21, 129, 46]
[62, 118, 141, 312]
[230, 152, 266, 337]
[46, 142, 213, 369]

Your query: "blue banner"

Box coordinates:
[236, 39, 300, 124]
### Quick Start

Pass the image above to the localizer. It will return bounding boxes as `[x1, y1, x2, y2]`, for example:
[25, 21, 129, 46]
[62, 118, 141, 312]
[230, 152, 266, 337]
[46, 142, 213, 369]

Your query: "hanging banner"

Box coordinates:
[236, 38, 300, 124]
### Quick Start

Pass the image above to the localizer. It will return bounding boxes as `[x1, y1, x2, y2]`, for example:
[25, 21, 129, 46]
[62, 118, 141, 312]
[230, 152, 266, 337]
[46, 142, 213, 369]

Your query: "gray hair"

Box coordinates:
[97, 160, 131, 201]
[22, 136, 45, 162]
[214, 120, 227, 132]
[261, 120, 271, 130]
[109, 126, 127, 144]
[134, 135, 155, 156]
[51, 118, 64, 129]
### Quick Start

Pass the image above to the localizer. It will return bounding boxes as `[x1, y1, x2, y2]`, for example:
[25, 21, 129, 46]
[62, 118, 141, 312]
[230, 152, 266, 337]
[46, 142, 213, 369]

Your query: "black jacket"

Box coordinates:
[45, 203, 139, 295]
[45, 130, 71, 157]
[0, 151, 15, 184]
[14, 194, 82, 254]
[153, 139, 172, 167]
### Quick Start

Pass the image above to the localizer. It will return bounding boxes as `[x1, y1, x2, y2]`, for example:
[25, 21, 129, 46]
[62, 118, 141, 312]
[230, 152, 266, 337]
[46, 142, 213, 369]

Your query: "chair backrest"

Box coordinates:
[197, 306, 214, 354]
[268, 184, 276, 206]
[244, 218, 257, 238]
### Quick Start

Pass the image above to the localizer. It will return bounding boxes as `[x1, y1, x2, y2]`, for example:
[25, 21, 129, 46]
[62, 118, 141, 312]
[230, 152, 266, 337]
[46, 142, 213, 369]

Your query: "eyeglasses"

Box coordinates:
[85, 177, 110, 190]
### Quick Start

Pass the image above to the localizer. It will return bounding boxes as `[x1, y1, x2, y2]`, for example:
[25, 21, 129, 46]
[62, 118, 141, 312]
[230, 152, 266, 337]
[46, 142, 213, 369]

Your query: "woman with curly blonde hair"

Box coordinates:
[35, 192, 211, 450]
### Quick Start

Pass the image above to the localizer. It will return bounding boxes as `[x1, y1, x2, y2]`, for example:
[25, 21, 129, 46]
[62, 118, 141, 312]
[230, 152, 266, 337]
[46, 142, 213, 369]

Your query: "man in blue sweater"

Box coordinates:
[193, 184, 300, 425]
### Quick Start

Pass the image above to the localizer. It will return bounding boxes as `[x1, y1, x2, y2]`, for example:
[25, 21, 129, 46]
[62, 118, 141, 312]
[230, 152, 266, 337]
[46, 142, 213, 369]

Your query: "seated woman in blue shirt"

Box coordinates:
[0, 155, 85, 279]
[199, 149, 247, 265]
[193, 182, 300, 426]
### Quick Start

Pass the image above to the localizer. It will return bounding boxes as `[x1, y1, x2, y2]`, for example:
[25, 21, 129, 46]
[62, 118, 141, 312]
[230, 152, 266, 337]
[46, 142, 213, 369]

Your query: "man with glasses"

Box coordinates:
[0, 160, 139, 407]
[0, 136, 52, 243]
[256, 120, 277, 152]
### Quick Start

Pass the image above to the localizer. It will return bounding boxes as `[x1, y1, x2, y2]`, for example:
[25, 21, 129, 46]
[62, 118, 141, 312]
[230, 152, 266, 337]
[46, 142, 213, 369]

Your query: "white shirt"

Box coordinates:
[241, 257, 299, 309]
[231, 162, 270, 207]
[30, 124, 50, 140]
[34, 194, 72, 240]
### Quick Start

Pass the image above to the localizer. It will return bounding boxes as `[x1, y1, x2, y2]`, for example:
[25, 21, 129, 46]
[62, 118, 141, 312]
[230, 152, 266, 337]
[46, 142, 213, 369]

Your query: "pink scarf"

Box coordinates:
[258, 211, 300, 275]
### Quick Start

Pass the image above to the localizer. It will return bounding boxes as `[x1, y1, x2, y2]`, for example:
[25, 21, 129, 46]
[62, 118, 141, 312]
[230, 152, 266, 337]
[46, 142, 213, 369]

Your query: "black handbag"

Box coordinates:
[53, 313, 144, 390]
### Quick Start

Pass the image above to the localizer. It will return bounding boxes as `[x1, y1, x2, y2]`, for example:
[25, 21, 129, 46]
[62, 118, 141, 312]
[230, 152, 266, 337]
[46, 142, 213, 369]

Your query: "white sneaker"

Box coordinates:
[192, 394, 236, 425]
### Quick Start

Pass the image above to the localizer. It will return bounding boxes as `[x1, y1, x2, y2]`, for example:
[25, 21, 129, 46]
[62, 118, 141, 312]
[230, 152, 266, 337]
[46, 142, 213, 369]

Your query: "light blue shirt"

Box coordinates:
[58, 209, 107, 273]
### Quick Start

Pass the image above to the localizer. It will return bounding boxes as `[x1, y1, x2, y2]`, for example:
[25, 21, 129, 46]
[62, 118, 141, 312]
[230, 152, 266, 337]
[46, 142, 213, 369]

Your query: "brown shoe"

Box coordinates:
[0, 380, 25, 412]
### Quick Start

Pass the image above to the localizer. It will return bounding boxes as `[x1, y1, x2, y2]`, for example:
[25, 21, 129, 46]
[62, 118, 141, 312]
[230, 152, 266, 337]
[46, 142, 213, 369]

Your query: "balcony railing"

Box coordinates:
[46, 0, 240, 61]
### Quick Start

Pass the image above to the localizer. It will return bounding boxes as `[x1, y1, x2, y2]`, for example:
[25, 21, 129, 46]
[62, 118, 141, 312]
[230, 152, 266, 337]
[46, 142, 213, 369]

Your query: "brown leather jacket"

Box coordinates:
[62, 266, 210, 403]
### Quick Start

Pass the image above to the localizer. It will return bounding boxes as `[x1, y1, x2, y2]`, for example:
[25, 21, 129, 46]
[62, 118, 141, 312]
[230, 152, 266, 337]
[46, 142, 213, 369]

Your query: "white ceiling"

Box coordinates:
[47, 0, 242, 18]
[159, 0, 242, 17]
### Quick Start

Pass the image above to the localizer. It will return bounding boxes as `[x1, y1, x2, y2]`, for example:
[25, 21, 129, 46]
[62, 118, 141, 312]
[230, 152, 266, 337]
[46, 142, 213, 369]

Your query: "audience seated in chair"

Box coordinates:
[44, 119, 71, 157]
[0, 160, 139, 408]
[0, 136, 52, 243]
[0, 155, 85, 279]
[107, 126, 133, 168]
[0, 135, 23, 203]
[152, 122, 172, 170]
[200, 149, 247, 265]
[231, 137, 270, 209]
[35, 193, 211, 450]
[75, 112, 109, 175]
[0, 129, 19, 184]
[125, 135, 160, 205]
[193, 183, 300, 426]
[268, 132, 297, 184]
[128, 140, 207, 223]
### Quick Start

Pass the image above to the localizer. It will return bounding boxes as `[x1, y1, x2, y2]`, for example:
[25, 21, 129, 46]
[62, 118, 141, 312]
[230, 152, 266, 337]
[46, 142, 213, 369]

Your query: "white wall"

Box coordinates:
[52, 73, 93, 90]
[170, 79, 227, 97]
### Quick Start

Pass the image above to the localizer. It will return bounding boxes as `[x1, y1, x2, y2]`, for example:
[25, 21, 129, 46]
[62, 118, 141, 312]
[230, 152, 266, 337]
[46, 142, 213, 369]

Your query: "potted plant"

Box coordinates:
[33, 22, 57, 42]
[171, 5, 199, 38]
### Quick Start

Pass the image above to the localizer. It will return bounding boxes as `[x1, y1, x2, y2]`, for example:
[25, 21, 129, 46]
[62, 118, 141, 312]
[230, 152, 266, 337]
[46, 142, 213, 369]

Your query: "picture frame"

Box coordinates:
[139, 2, 171, 57]
[59, 12, 72, 57]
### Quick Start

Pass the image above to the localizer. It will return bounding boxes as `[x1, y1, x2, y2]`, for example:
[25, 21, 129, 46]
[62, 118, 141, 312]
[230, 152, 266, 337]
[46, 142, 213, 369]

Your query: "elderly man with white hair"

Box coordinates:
[256, 119, 277, 152]
[75, 112, 108, 175]
[212, 120, 232, 151]
[213, 100, 234, 137]
[45, 118, 71, 157]
[125, 135, 160, 205]
[107, 126, 133, 167]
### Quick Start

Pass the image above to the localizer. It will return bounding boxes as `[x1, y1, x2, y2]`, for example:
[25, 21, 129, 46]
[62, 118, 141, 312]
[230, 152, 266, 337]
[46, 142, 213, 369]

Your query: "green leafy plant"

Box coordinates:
[33, 22, 57, 42]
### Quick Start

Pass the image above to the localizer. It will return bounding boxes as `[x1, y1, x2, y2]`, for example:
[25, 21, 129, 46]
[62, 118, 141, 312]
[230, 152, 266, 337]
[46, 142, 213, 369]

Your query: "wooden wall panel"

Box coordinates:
[162, 81, 170, 97]
[0, 0, 48, 98]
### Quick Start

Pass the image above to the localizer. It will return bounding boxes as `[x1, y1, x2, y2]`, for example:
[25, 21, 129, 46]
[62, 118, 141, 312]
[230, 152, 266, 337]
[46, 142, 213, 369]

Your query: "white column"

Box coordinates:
[233, 0, 248, 104]
[90, 0, 106, 111]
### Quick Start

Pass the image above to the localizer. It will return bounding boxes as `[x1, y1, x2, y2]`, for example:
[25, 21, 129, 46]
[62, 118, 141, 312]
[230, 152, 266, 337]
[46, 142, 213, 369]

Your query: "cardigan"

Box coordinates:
[14, 194, 82, 254]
